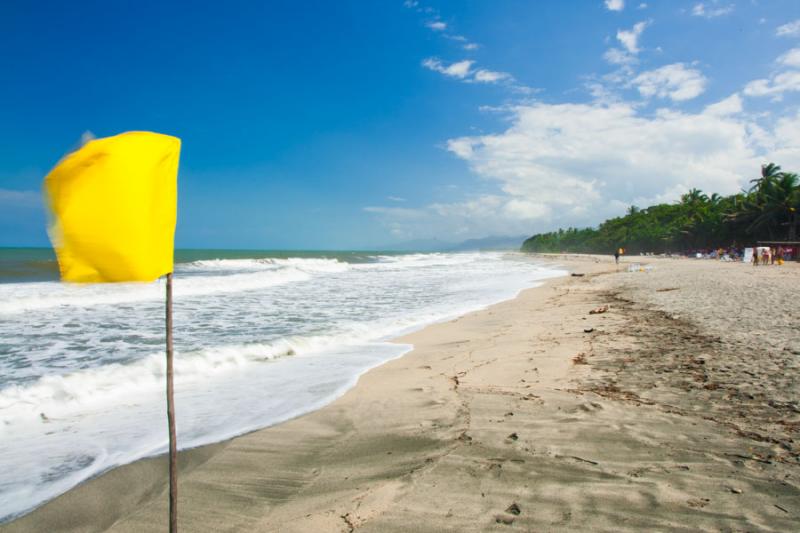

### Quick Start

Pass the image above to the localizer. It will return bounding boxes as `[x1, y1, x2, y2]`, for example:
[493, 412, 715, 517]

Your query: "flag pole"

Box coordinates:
[165, 272, 178, 532]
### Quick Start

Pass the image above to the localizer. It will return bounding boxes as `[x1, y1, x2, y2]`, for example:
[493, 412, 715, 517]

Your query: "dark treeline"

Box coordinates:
[521, 164, 800, 255]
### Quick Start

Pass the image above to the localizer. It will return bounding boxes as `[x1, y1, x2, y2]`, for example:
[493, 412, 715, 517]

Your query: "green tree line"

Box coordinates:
[521, 163, 800, 254]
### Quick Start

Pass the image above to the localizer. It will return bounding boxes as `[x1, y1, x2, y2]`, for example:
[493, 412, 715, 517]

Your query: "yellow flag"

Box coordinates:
[44, 131, 180, 283]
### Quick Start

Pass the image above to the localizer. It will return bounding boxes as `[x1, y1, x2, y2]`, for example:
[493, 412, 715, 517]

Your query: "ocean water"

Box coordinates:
[0, 249, 565, 521]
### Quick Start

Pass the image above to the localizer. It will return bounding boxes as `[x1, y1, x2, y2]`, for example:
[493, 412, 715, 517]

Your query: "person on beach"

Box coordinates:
[762, 247, 771, 266]
[753, 249, 759, 266]
[614, 249, 620, 264]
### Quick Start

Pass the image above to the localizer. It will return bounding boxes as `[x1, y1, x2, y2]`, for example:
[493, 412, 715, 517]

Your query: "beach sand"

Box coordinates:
[4, 256, 799, 532]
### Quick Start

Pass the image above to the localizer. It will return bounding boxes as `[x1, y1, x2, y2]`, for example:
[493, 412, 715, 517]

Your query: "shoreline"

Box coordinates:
[5, 255, 798, 532]
[1, 258, 570, 529]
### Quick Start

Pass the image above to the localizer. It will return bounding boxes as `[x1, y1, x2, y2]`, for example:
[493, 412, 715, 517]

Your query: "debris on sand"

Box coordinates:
[687, 498, 710, 508]
[457, 431, 473, 443]
[572, 353, 589, 365]
[589, 305, 609, 314]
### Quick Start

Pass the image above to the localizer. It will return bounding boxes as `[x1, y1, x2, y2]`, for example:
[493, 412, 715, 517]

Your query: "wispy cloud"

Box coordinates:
[777, 19, 800, 37]
[422, 57, 474, 79]
[422, 57, 515, 86]
[632, 63, 708, 101]
[617, 21, 648, 54]
[604, 21, 648, 65]
[691, 2, 735, 19]
[473, 69, 512, 83]
[604, 47, 637, 65]
[744, 71, 800, 100]
[605, 0, 625, 12]
[426, 20, 447, 31]
[741, 48, 800, 100]
[777, 47, 800, 68]
[0, 189, 40, 208]
[387, 196, 406, 202]
[704, 93, 742, 116]
[363, 206, 424, 219]
[411, 3, 528, 93]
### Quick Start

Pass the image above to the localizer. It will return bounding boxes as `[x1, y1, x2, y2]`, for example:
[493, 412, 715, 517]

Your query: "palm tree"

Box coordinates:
[760, 163, 782, 182]
[679, 188, 709, 247]
[747, 171, 800, 239]
[776, 172, 800, 240]
[681, 188, 708, 206]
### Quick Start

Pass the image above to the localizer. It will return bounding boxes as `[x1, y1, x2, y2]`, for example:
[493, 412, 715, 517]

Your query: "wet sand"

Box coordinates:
[5, 256, 798, 532]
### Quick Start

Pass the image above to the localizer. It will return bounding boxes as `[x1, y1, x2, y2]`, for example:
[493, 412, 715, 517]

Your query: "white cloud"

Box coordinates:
[363, 206, 425, 219]
[617, 21, 648, 54]
[777, 19, 800, 37]
[422, 57, 474, 79]
[604, 47, 636, 65]
[586, 81, 619, 104]
[632, 63, 708, 101]
[605, 0, 625, 12]
[447, 102, 759, 209]
[768, 111, 800, 169]
[403, 0, 419, 8]
[743, 70, 800, 99]
[426, 20, 447, 31]
[742, 49, 800, 100]
[385, 1, 800, 242]
[0, 189, 40, 208]
[387, 196, 406, 202]
[777, 48, 800, 68]
[691, 2, 734, 19]
[367, 100, 800, 240]
[423, 57, 517, 86]
[605, 21, 648, 65]
[463, 43, 480, 51]
[473, 69, 511, 83]
[638, 3, 648, 8]
[366, 195, 553, 239]
[704, 93, 742, 116]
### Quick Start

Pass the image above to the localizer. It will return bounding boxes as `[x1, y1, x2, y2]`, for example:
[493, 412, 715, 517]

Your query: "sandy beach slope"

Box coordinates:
[4, 256, 798, 532]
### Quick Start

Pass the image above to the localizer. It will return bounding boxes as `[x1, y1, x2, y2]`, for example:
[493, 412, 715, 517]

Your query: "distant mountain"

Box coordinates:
[448, 235, 528, 251]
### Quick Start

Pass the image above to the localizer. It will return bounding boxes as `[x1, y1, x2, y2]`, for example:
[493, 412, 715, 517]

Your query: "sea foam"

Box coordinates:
[0, 251, 565, 521]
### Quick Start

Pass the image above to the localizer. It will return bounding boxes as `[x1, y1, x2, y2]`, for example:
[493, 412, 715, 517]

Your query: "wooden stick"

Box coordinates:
[166, 272, 177, 532]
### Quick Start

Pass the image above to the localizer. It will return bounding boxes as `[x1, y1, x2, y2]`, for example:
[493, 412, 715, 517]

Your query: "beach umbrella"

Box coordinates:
[44, 131, 181, 532]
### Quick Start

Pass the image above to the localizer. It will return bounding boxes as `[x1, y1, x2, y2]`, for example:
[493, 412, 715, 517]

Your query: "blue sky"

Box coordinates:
[2, 0, 800, 249]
